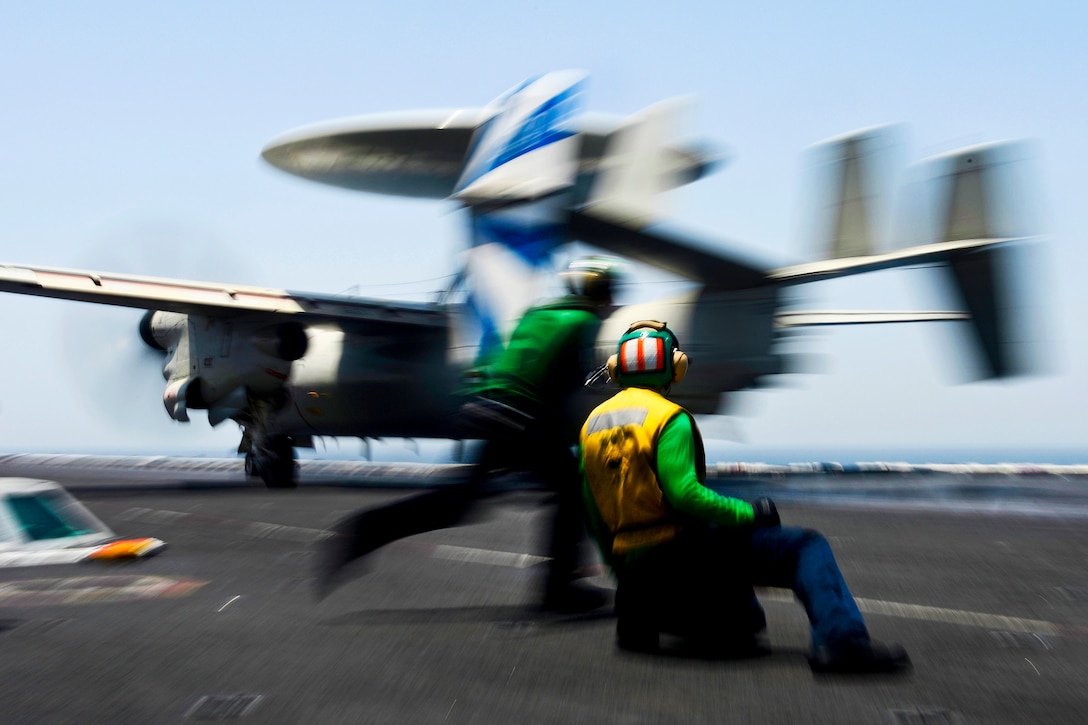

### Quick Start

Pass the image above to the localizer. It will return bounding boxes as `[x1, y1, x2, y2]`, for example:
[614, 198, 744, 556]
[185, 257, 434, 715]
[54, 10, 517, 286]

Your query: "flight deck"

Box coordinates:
[0, 456, 1086, 723]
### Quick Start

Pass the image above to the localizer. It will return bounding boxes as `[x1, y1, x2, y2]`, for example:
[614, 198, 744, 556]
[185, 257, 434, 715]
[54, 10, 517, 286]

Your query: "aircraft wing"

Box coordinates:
[0, 262, 447, 329]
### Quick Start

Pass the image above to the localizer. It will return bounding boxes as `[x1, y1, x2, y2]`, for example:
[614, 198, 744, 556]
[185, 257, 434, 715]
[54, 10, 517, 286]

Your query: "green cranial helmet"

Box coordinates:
[607, 320, 688, 389]
[561, 256, 621, 303]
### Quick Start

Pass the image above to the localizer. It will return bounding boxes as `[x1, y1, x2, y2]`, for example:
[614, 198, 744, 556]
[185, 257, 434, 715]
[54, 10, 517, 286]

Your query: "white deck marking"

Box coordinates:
[430, 544, 548, 569]
[218, 595, 242, 613]
[855, 597, 1061, 636]
[117, 506, 1084, 638]
[756, 588, 1064, 636]
[0, 575, 205, 606]
[118, 507, 332, 544]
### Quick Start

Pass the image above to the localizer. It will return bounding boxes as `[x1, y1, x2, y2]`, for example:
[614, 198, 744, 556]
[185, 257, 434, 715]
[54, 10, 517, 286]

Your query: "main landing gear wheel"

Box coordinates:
[248, 436, 299, 489]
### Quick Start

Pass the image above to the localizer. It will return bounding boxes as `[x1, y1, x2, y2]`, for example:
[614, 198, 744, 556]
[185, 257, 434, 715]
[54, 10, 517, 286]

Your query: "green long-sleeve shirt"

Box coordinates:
[656, 413, 754, 526]
[467, 297, 602, 440]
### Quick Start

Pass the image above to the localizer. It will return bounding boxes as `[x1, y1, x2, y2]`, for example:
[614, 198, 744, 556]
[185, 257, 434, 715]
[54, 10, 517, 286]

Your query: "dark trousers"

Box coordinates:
[620, 526, 869, 649]
[343, 421, 586, 597]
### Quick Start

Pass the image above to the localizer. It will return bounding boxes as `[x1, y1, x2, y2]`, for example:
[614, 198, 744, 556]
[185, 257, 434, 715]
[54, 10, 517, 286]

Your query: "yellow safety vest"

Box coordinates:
[581, 387, 692, 555]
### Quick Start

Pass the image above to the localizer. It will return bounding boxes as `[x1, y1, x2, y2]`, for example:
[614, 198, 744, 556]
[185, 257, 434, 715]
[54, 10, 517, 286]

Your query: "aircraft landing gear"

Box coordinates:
[244, 452, 258, 478]
[245, 435, 299, 489]
[263, 435, 298, 489]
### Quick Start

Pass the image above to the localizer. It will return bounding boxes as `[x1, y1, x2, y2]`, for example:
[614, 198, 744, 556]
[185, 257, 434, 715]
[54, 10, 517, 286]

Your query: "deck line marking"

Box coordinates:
[854, 597, 1061, 635]
[754, 588, 1062, 635]
[114, 506, 1080, 638]
[218, 595, 241, 613]
[430, 544, 548, 569]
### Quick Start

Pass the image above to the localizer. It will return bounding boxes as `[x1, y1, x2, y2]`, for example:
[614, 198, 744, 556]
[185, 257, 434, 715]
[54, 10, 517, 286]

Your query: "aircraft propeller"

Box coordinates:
[59, 218, 253, 444]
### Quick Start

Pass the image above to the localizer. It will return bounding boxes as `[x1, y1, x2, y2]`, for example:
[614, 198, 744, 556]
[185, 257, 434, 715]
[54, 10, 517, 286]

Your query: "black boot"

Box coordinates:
[809, 638, 911, 674]
[541, 579, 611, 614]
[314, 509, 379, 600]
[315, 482, 486, 600]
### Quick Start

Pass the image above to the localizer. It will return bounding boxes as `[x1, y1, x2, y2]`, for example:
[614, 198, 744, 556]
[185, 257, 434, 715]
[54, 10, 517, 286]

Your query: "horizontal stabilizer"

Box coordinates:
[776, 310, 969, 328]
[768, 236, 1024, 285]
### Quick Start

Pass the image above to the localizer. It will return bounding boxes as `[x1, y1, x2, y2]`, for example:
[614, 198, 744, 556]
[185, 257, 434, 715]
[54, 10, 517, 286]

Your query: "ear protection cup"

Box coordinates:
[606, 353, 619, 382]
[671, 349, 688, 383]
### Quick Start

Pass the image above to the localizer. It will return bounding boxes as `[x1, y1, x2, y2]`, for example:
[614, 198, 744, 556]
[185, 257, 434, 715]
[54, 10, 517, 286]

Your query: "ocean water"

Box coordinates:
[701, 445, 1088, 466]
[4, 440, 1084, 467]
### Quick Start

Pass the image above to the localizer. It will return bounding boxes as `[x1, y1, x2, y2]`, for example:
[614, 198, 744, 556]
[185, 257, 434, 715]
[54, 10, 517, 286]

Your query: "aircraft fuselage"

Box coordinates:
[256, 285, 786, 441]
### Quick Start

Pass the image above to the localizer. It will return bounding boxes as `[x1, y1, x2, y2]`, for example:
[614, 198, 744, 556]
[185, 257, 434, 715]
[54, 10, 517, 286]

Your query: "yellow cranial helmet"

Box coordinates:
[561, 256, 621, 303]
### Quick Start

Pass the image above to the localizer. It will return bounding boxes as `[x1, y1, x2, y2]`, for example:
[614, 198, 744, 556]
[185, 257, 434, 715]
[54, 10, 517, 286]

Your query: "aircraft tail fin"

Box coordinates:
[452, 70, 585, 208]
[570, 96, 769, 289]
[776, 140, 1040, 378]
[812, 127, 898, 259]
[447, 71, 587, 356]
[578, 97, 692, 227]
[934, 143, 1037, 377]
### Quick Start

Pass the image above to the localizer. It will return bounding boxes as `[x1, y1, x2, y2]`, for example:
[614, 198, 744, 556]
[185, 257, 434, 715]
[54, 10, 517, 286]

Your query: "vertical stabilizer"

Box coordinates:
[582, 97, 691, 228]
[936, 144, 1004, 242]
[452, 70, 586, 207]
[449, 71, 587, 358]
[812, 127, 898, 259]
[930, 143, 1033, 377]
[829, 136, 873, 258]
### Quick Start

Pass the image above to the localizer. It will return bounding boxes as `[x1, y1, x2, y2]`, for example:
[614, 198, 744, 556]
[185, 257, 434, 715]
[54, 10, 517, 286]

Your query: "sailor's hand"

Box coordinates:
[751, 498, 781, 528]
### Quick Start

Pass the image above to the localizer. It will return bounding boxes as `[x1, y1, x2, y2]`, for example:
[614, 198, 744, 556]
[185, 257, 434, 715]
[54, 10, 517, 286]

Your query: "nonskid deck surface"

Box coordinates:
[0, 456, 1086, 723]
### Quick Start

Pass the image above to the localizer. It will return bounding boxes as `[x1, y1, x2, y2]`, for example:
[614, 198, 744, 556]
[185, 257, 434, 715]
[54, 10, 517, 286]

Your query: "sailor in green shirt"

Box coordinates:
[581, 321, 911, 673]
[318, 258, 617, 613]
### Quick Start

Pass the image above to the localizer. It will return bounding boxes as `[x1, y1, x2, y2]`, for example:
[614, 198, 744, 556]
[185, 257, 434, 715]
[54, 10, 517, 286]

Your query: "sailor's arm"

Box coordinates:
[656, 413, 755, 526]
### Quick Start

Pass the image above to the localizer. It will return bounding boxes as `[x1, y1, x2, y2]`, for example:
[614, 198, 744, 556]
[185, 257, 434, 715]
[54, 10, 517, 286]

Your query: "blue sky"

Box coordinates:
[0, 2, 1083, 460]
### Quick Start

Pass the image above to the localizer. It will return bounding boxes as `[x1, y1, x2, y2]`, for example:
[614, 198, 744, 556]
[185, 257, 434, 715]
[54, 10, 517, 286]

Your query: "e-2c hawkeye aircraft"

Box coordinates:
[0, 71, 1037, 487]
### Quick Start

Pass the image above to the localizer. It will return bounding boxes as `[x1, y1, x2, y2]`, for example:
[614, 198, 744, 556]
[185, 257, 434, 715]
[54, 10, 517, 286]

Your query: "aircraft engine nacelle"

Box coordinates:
[140, 310, 308, 424]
